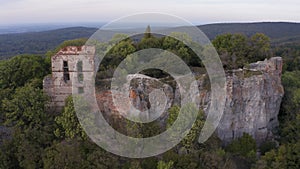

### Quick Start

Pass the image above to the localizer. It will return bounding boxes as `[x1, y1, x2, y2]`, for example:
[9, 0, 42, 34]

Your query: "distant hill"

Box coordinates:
[0, 27, 97, 59]
[198, 22, 300, 45]
[199, 22, 300, 38]
[1, 22, 300, 59]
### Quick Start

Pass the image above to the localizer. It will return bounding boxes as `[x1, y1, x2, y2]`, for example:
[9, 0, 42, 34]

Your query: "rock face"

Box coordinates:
[96, 74, 174, 123]
[200, 57, 284, 144]
[95, 57, 284, 144]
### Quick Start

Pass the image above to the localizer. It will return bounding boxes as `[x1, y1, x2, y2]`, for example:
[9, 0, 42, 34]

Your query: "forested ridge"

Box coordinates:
[0, 27, 299, 169]
[1, 22, 300, 59]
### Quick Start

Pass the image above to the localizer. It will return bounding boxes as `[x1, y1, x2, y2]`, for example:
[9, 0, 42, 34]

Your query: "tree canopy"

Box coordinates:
[212, 33, 271, 69]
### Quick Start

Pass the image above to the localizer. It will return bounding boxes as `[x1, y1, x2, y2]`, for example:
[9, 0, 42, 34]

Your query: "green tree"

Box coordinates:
[212, 33, 248, 69]
[254, 142, 300, 169]
[0, 55, 49, 89]
[225, 133, 257, 161]
[138, 36, 162, 50]
[249, 33, 271, 62]
[162, 32, 200, 66]
[199, 149, 237, 169]
[3, 83, 48, 129]
[212, 33, 271, 69]
[14, 126, 56, 169]
[279, 71, 300, 145]
[128, 160, 143, 169]
[280, 114, 300, 144]
[54, 96, 87, 140]
[0, 87, 13, 123]
[167, 105, 205, 151]
[0, 80, 56, 169]
[101, 39, 136, 69]
[15, 135, 44, 169]
[144, 25, 152, 39]
[157, 160, 174, 169]
[84, 147, 120, 169]
[0, 138, 19, 169]
[43, 139, 87, 169]
[259, 141, 277, 155]
[110, 39, 136, 58]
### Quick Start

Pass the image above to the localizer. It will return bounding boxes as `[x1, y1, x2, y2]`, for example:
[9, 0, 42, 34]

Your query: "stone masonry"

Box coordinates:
[43, 46, 95, 112]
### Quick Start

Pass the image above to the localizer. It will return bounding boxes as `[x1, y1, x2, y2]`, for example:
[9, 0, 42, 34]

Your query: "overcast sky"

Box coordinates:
[0, 0, 299, 25]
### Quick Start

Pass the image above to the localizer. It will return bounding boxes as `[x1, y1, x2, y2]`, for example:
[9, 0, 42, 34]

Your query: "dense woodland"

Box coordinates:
[0, 27, 299, 169]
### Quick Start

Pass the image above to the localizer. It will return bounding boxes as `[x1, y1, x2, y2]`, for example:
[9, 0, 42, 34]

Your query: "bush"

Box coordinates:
[259, 141, 277, 155]
[226, 133, 257, 161]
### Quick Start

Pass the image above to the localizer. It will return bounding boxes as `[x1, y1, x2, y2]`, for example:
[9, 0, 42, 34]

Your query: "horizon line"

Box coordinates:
[1, 20, 300, 27]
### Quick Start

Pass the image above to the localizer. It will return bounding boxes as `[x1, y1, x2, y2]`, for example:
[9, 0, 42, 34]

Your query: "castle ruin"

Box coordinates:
[43, 46, 96, 112]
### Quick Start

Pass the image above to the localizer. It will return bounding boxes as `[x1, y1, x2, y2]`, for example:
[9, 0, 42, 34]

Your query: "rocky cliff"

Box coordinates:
[96, 57, 284, 144]
[200, 57, 284, 144]
[96, 74, 174, 123]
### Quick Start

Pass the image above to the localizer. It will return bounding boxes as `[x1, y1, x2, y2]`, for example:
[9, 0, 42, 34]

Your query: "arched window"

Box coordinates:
[63, 61, 70, 82]
[77, 60, 84, 83]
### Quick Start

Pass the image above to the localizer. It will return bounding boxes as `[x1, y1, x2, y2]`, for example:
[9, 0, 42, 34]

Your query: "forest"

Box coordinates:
[0, 27, 299, 169]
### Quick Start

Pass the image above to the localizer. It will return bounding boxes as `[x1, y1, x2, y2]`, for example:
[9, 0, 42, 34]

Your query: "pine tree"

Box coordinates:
[144, 25, 152, 39]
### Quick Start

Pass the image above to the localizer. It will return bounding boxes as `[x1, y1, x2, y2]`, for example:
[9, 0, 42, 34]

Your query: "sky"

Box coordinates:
[0, 0, 300, 25]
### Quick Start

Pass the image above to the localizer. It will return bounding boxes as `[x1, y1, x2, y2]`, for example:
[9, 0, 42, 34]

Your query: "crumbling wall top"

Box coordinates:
[249, 57, 283, 73]
[56, 46, 95, 55]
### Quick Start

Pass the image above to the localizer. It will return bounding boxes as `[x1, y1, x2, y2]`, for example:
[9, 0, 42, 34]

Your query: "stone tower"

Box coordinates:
[43, 46, 96, 112]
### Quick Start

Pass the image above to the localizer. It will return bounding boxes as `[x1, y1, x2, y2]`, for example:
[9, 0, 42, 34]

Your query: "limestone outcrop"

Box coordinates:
[200, 57, 284, 144]
[96, 74, 174, 123]
[90, 57, 285, 144]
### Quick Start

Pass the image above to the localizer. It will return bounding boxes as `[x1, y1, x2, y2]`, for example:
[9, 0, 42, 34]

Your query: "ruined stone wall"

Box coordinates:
[43, 46, 95, 112]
